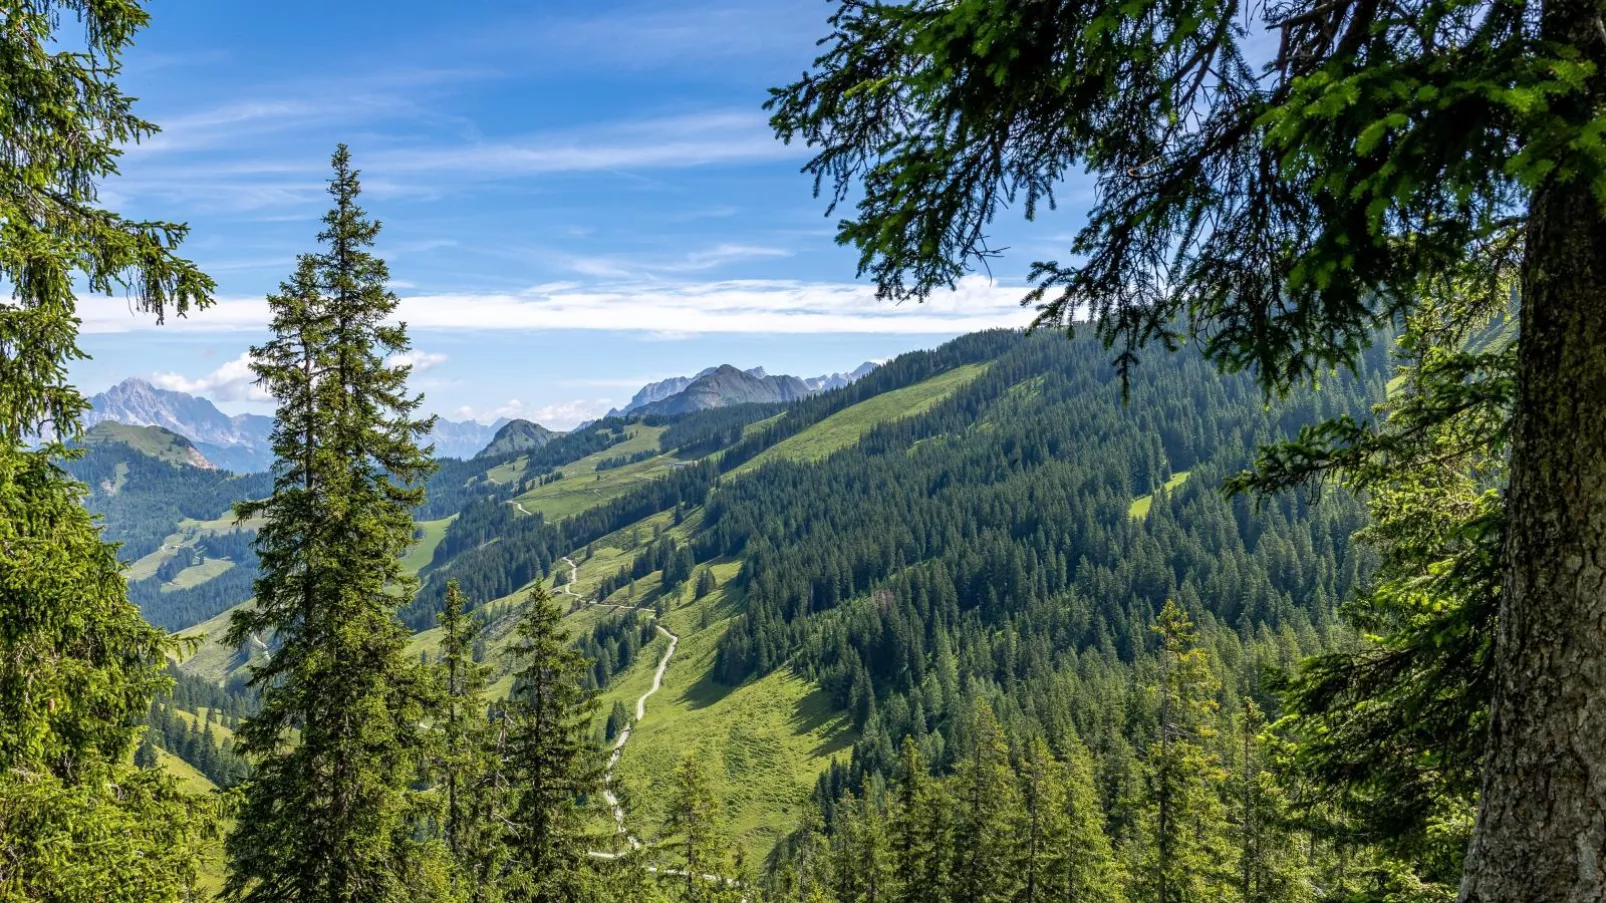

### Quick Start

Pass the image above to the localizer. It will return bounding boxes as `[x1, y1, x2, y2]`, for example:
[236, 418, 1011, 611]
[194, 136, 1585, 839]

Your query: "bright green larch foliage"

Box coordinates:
[223, 146, 438, 903]
[0, 2, 214, 900]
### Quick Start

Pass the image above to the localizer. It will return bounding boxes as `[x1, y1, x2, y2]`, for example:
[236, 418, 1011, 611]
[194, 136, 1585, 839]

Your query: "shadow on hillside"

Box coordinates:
[794, 688, 855, 759]
[674, 653, 735, 712]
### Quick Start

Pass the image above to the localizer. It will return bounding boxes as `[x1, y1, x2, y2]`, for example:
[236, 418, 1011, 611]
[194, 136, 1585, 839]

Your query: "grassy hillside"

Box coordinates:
[166, 558, 236, 590]
[402, 515, 455, 577]
[604, 585, 852, 858]
[82, 422, 214, 469]
[510, 424, 675, 521]
[731, 362, 988, 475]
[1129, 470, 1193, 518]
[174, 603, 251, 682]
[156, 747, 217, 795]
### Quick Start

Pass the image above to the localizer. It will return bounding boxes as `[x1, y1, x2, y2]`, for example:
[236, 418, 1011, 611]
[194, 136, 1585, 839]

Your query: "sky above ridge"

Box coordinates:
[72, 1, 1092, 428]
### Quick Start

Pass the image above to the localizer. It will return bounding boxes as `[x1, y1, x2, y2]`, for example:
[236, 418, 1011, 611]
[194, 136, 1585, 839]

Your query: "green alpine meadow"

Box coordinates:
[2, 1, 1600, 902]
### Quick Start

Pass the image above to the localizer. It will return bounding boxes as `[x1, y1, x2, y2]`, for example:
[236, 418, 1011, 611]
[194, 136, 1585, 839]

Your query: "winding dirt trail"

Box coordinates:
[566, 551, 738, 893]
[601, 623, 679, 848]
[557, 551, 679, 846]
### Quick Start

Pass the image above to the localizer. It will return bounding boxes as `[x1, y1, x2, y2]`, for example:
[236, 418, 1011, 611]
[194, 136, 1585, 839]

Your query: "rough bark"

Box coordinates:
[1459, 7, 1606, 891]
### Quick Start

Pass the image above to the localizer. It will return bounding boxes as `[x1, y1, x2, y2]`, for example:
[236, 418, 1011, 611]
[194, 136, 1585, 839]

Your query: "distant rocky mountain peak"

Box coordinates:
[81, 377, 513, 470]
[605, 360, 880, 419]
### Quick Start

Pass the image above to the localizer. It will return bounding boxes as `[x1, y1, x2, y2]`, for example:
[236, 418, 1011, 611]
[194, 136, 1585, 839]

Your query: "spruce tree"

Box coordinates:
[1059, 737, 1123, 903]
[951, 705, 1021, 903]
[1012, 737, 1070, 903]
[502, 581, 604, 903]
[831, 791, 894, 903]
[223, 146, 438, 903]
[606, 701, 631, 742]
[661, 755, 734, 903]
[1133, 602, 1234, 903]
[892, 738, 949, 903]
[0, 3, 215, 899]
[694, 569, 717, 600]
[134, 731, 161, 772]
[435, 579, 505, 902]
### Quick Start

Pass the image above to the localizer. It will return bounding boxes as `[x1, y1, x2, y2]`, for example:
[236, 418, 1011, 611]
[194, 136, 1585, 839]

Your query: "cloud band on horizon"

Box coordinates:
[77, 275, 1037, 335]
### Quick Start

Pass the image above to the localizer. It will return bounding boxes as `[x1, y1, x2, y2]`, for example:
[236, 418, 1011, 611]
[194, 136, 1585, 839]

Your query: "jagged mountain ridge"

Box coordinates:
[81, 378, 509, 470]
[606, 360, 879, 419]
[83, 378, 272, 472]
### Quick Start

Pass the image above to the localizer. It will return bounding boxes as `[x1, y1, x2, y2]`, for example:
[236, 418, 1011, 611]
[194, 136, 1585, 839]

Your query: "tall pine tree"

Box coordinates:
[224, 146, 438, 903]
[951, 704, 1021, 903]
[0, 3, 215, 900]
[435, 579, 505, 903]
[1131, 602, 1234, 903]
[502, 581, 604, 903]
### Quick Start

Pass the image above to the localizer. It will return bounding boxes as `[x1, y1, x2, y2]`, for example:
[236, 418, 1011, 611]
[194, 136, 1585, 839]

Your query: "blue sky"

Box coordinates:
[73, 1, 1090, 428]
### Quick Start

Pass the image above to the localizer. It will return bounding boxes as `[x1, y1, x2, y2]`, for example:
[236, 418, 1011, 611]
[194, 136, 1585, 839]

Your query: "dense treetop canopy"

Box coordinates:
[768, 0, 1570, 388]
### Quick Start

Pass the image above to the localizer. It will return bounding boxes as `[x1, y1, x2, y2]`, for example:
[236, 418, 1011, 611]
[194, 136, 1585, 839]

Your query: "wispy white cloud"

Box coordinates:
[511, 4, 824, 70]
[151, 352, 268, 402]
[77, 275, 1034, 336]
[565, 242, 792, 279]
[114, 110, 799, 215]
[369, 112, 796, 178]
[388, 349, 449, 373]
[451, 397, 613, 431]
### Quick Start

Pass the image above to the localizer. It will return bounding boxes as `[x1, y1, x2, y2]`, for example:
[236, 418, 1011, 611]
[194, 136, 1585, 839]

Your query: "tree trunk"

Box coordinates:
[1459, 16, 1606, 892]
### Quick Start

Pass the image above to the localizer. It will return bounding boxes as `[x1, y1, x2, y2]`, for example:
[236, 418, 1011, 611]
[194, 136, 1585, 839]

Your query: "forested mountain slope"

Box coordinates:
[64, 432, 270, 632]
[137, 327, 1388, 866]
[333, 328, 1388, 858]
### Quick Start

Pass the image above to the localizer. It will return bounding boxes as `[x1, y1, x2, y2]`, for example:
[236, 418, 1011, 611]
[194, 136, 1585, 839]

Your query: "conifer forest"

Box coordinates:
[2, 1, 1601, 902]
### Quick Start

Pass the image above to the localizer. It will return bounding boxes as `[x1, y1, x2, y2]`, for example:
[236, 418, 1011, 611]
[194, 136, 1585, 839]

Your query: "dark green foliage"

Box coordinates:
[1234, 301, 1510, 887]
[771, 1, 1606, 893]
[605, 701, 631, 742]
[950, 706, 1020, 903]
[595, 449, 657, 472]
[652, 402, 789, 457]
[224, 147, 439, 903]
[710, 331, 1381, 736]
[432, 579, 506, 903]
[502, 582, 605, 903]
[0, 2, 214, 898]
[793, 713, 1122, 903]
[578, 612, 656, 692]
[694, 568, 717, 600]
[768, 0, 1526, 391]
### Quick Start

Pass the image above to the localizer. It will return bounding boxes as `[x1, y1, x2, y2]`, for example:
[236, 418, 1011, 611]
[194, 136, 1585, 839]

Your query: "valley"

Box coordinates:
[88, 327, 1387, 875]
[5, 2, 1573, 897]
